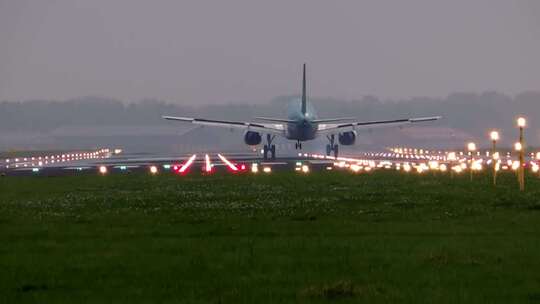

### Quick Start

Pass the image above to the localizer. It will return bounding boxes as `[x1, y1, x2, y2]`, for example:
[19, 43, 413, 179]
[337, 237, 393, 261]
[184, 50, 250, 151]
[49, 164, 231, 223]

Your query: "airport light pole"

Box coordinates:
[517, 117, 526, 191]
[467, 142, 476, 181]
[515, 142, 523, 190]
[490, 131, 499, 186]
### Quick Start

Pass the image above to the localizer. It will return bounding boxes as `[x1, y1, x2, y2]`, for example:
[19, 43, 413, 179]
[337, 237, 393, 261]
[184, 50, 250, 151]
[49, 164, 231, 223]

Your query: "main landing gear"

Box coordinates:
[263, 134, 276, 160]
[295, 141, 302, 150]
[326, 134, 339, 158]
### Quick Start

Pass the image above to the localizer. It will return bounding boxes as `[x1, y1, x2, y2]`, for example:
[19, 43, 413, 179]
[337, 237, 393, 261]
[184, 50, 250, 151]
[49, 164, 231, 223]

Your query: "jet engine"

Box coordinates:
[244, 131, 262, 145]
[338, 131, 356, 145]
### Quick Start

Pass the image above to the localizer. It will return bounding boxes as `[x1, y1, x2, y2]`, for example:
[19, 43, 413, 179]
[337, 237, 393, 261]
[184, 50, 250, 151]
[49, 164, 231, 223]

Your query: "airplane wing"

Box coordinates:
[317, 116, 442, 134]
[162, 116, 285, 135]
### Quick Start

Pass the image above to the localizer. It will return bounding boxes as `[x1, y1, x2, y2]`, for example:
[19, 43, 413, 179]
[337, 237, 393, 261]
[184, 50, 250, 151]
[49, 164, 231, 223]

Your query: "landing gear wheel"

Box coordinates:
[263, 134, 276, 160]
[326, 134, 338, 158]
[263, 145, 269, 160]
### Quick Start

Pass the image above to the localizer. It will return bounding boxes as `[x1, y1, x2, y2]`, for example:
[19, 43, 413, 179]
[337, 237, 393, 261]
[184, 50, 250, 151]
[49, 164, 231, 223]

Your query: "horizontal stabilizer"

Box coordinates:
[312, 117, 356, 123]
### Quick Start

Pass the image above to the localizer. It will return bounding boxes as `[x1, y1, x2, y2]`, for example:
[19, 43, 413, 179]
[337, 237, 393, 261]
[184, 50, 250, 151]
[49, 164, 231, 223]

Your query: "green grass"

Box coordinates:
[1, 170, 540, 303]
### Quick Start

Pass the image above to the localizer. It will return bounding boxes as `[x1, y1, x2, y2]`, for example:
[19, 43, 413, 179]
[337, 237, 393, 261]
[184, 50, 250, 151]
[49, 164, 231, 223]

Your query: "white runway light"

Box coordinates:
[99, 166, 107, 174]
[350, 164, 361, 173]
[205, 154, 213, 173]
[150, 165, 158, 174]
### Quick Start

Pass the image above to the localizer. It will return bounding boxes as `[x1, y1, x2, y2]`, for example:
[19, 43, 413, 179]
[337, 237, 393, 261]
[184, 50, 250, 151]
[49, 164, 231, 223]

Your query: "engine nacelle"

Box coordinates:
[244, 131, 262, 145]
[338, 131, 356, 145]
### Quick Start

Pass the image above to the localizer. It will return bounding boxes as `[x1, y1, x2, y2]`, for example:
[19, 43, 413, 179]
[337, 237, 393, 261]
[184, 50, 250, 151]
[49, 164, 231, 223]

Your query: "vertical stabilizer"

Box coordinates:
[301, 63, 307, 115]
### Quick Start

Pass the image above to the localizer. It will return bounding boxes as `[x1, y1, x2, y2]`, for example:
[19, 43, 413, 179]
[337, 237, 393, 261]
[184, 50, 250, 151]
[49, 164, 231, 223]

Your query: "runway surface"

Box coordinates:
[1, 149, 325, 176]
[2, 146, 539, 176]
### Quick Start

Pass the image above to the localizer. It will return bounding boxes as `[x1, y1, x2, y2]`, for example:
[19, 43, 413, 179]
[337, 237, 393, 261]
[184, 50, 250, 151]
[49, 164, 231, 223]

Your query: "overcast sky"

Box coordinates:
[1, 0, 539, 104]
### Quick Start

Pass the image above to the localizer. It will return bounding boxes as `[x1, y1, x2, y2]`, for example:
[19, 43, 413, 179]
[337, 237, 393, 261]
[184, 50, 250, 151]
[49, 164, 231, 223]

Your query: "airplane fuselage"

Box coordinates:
[285, 99, 319, 141]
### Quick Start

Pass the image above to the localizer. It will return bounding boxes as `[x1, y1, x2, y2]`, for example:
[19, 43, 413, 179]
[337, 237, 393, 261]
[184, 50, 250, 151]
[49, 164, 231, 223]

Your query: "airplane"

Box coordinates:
[163, 64, 441, 160]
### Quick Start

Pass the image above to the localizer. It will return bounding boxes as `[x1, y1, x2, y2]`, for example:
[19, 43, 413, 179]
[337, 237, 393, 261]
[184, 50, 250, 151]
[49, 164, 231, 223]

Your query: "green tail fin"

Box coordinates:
[301, 63, 307, 115]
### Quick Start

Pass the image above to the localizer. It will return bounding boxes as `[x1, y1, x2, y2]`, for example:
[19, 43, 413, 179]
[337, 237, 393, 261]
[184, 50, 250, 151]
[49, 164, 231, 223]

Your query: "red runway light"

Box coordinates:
[179, 154, 197, 174]
[172, 154, 197, 175]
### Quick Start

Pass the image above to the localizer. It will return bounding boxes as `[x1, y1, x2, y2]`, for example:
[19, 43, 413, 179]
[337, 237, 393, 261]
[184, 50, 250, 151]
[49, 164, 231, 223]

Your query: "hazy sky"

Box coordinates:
[1, 0, 539, 104]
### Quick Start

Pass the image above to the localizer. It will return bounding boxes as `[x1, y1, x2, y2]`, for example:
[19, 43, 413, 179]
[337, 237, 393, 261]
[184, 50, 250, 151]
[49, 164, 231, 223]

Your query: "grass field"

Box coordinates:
[1, 169, 540, 303]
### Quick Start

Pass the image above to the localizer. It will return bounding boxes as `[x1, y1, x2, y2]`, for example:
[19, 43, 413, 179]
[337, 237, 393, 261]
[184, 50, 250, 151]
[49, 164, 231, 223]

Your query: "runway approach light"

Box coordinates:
[403, 163, 411, 172]
[350, 164, 361, 172]
[301, 165, 310, 173]
[204, 154, 213, 173]
[512, 161, 520, 171]
[99, 166, 107, 174]
[263, 166, 272, 173]
[471, 162, 483, 171]
[217, 154, 238, 172]
[251, 163, 259, 173]
[467, 142, 477, 152]
[150, 166, 158, 175]
[175, 154, 197, 174]
[514, 142, 523, 152]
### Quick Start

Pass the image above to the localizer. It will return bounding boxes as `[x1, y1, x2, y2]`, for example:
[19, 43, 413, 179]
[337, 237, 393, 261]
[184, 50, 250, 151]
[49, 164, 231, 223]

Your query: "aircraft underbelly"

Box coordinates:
[286, 124, 317, 141]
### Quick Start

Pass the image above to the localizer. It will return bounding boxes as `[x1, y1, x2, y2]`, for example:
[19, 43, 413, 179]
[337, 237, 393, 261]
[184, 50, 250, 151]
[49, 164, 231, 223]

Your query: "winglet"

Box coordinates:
[301, 63, 307, 115]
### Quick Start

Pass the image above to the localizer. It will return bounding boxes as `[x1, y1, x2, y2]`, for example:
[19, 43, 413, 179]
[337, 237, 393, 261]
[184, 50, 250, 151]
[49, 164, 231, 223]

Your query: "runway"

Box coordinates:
[0, 149, 331, 176]
[2, 146, 539, 177]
